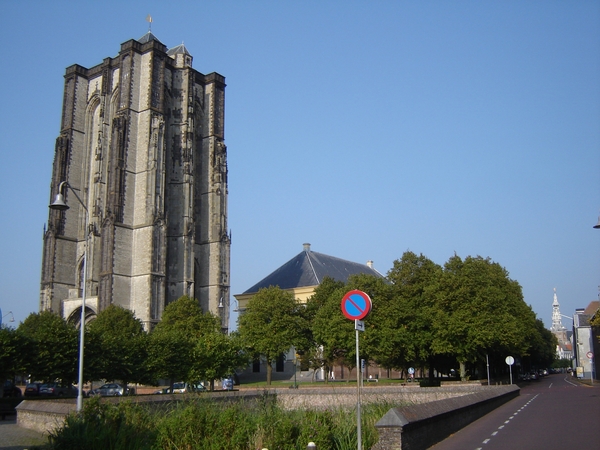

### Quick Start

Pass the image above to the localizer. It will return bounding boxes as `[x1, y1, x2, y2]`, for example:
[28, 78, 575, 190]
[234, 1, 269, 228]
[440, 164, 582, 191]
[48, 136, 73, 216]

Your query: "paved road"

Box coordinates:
[0, 418, 47, 450]
[431, 374, 600, 450]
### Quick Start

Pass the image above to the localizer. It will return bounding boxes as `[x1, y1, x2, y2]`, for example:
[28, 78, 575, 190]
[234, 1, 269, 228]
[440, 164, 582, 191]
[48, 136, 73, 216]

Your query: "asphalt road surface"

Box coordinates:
[430, 374, 600, 450]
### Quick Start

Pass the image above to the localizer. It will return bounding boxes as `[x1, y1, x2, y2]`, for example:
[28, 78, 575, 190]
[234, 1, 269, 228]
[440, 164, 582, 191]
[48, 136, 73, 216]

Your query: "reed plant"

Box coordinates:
[43, 394, 396, 450]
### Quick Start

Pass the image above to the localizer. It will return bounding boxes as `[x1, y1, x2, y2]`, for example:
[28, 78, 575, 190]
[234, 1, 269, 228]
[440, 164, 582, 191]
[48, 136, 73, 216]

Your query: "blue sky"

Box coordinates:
[1, 1, 598, 331]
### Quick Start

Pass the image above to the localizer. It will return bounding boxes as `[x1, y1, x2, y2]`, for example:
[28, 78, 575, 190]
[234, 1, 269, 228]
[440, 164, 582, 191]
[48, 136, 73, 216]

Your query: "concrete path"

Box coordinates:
[0, 419, 47, 450]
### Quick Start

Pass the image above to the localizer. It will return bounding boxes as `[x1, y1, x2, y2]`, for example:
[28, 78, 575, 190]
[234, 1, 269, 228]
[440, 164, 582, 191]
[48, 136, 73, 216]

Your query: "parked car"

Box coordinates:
[172, 382, 206, 393]
[24, 382, 44, 397]
[3, 380, 22, 397]
[529, 371, 539, 381]
[39, 383, 78, 397]
[221, 377, 234, 391]
[154, 382, 206, 394]
[88, 383, 132, 397]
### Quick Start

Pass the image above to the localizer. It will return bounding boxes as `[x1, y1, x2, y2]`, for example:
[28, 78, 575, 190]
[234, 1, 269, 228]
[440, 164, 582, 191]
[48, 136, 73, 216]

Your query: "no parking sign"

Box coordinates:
[341, 290, 372, 321]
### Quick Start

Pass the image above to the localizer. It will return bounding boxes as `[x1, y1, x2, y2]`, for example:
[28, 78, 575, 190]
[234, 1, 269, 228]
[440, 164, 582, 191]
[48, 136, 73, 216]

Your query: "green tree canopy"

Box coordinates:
[18, 311, 78, 383]
[0, 325, 26, 386]
[86, 305, 148, 387]
[238, 286, 307, 385]
[147, 295, 242, 389]
[433, 255, 533, 380]
[364, 252, 442, 376]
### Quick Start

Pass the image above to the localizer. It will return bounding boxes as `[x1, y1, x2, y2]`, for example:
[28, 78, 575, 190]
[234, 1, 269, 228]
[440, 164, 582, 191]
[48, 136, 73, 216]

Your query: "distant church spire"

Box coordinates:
[551, 288, 566, 332]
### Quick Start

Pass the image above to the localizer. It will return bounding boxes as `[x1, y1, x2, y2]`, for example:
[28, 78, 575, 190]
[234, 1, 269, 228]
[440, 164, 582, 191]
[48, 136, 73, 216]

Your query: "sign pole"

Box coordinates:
[340, 290, 371, 450]
[505, 356, 514, 385]
[356, 323, 362, 450]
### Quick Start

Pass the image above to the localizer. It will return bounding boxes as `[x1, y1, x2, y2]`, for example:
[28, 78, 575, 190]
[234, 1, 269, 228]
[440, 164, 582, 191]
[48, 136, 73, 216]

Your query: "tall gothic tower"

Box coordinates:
[40, 32, 230, 331]
[551, 288, 566, 332]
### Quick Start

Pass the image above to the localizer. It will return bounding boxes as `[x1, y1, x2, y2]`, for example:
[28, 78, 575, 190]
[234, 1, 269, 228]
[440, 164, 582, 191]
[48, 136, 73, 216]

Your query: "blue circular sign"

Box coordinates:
[341, 290, 372, 320]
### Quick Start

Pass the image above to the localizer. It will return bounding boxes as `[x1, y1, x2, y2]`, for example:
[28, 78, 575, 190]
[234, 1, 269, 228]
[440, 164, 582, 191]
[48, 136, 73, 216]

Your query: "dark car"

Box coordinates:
[39, 383, 78, 397]
[3, 380, 22, 397]
[24, 382, 43, 396]
[88, 383, 132, 397]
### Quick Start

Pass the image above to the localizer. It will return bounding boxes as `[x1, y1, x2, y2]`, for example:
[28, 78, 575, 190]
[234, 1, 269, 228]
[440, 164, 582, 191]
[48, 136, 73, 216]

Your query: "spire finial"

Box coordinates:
[146, 14, 153, 32]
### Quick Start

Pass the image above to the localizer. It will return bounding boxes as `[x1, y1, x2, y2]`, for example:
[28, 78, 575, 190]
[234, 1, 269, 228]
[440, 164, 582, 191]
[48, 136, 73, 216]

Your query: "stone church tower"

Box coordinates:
[40, 32, 230, 331]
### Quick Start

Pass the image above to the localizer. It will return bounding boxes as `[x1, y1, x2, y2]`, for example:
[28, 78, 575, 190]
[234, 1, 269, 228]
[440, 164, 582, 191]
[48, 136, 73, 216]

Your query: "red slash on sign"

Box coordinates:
[341, 290, 372, 321]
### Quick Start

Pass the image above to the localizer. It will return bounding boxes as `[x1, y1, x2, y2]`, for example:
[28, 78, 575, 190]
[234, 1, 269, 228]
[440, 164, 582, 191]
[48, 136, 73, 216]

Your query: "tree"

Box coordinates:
[0, 325, 26, 389]
[192, 331, 248, 390]
[238, 286, 307, 385]
[304, 277, 345, 379]
[147, 296, 208, 386]
[147, 295, 241, 390]
[86, 305, 148, 387]
[433, 255, 532, 380]
[18, 311, 78, 383]
[372, 252, 442, 378]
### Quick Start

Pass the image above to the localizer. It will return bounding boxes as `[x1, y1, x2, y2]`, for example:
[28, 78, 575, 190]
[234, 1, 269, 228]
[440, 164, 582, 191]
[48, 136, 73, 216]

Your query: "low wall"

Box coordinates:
[16, 384, 516, 440]
[17, 399, 76, 434]
[372, 384, 520, 450]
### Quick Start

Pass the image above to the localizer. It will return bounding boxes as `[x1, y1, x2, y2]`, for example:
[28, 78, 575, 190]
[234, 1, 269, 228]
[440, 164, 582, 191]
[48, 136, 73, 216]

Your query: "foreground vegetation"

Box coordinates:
[40, 394, 391, 450]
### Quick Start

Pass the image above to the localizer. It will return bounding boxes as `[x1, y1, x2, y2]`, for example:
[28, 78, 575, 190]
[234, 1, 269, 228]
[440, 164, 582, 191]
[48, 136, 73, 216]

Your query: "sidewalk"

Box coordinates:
[0, 418, 47, 449]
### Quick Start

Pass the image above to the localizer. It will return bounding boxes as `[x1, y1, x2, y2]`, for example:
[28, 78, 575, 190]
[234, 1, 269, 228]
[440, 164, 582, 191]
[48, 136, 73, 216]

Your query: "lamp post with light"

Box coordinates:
[49, 181, 89, 412]
[1, 310, 15, 325]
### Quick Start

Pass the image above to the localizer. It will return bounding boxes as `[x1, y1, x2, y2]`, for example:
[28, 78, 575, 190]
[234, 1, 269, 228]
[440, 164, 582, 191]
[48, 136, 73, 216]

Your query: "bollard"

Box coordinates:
[307, 442, 317, 449]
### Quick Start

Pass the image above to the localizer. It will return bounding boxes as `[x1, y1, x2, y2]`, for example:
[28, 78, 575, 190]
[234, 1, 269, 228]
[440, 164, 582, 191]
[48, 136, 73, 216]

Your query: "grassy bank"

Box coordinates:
[41, 393, 394, 450]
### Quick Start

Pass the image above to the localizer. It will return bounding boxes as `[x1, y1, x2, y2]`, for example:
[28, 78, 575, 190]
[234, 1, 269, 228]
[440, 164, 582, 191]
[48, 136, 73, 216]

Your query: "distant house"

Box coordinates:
[233, 243, 385, 381]
[572, 301, 600, 379]
[234, 243, 384, 311]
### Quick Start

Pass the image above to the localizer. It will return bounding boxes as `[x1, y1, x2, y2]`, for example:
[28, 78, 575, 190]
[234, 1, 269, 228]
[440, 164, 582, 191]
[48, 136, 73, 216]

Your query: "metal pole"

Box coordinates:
[486, 354, 490, 386]
[51, 181, 88, 413]
[356, 327, 361, 450]
[509, 364, 512, 385]
[76, 233, 87, 412]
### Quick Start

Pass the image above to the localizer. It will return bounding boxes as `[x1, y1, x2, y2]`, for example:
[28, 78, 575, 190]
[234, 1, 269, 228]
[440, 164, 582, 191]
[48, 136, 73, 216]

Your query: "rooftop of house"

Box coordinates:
[241, 243, 384, 294]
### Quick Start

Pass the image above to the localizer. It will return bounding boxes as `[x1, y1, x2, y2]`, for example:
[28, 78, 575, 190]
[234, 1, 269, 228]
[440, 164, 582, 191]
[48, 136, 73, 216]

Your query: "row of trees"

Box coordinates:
[1, 251, 557, 388]
[238, 251, 557, 382]
[0, 296, 245, 391]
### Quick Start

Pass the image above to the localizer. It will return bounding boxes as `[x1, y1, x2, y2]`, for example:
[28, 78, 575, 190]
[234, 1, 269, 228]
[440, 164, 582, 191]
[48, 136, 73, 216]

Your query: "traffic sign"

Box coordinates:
[587, 351, 594, 359]
[505, 356, 515, 366]
[355, 320, 365, 332]
[408, 367, 415, 375]
[341, 290, 372, 321]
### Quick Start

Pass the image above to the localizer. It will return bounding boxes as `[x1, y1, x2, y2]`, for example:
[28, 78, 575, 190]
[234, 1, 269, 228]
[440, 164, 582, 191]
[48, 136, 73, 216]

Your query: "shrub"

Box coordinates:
[46, 394, 389, 450]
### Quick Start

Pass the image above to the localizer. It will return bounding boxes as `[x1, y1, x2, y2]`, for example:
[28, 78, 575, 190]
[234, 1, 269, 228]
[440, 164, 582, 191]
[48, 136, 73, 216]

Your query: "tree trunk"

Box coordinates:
[459, 361, 467, 381]
[266, 361, 272, 385]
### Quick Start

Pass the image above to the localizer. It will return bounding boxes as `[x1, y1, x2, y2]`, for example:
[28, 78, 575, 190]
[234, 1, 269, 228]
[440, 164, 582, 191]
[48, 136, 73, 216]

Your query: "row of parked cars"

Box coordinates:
[6, 377, 236, 398]
[518, 368, 550, 382]
[21, 382, 133, 397]
[153, 378, 234, 394]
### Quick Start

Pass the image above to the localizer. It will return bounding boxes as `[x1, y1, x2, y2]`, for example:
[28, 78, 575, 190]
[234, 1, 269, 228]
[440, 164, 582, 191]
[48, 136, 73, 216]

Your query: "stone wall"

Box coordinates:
[372, 384, 520, 450]
[16, 384, 507, 437]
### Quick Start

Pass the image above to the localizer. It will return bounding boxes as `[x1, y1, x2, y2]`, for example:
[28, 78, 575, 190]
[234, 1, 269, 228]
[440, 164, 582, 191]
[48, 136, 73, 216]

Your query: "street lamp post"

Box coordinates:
[49, 181, 89, 412]
[1, 310, 15, 325]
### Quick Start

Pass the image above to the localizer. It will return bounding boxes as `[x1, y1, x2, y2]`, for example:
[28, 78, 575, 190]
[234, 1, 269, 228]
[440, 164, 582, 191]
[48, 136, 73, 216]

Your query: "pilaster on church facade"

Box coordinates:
[40, 32, 230, 331]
